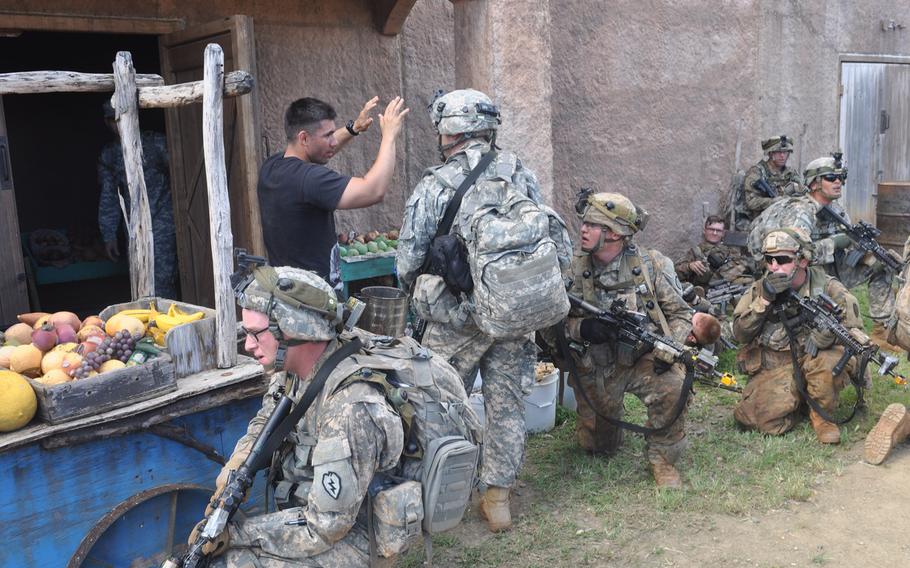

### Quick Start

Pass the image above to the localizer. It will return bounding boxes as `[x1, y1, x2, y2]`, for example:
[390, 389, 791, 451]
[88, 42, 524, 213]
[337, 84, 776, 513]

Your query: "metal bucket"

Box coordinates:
[876, 181, 910, 251]
[359, 286, 409, 337]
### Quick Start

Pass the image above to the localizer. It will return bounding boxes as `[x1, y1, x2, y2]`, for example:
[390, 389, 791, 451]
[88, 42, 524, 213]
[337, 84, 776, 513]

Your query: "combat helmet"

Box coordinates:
[236, 265, 342, 368]
[429, 89, 501, 136]
[761, 135, 794, 154]
[804, 153, 848, 188]
[762, 227, 814, 262]
[576, 190, 645, 236]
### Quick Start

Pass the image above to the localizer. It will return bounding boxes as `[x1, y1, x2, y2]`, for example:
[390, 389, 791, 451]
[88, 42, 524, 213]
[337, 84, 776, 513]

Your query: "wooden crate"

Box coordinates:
[100, 298, 218, 378]
[27, 353, 176, 425]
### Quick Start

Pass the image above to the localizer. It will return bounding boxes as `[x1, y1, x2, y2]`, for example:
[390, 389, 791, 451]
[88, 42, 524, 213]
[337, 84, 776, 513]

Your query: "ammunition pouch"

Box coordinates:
[616, 337, 649, 367]
[412, 274, 459, 324]
[370, 478, 424, 558]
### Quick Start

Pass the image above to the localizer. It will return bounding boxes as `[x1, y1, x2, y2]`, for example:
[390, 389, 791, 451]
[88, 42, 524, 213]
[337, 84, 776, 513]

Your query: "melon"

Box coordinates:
[10, 344, 42, 377]
[0, 370, 38, 432]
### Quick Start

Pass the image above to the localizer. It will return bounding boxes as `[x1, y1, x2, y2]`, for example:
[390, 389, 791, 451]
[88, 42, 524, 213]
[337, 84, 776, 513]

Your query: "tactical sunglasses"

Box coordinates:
[821, 173, 846, 182]
[764, 254, 796, 266]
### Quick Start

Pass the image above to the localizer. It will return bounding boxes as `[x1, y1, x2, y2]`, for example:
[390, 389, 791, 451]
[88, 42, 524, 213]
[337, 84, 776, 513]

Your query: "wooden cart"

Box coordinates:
[0, 45, 266, 567]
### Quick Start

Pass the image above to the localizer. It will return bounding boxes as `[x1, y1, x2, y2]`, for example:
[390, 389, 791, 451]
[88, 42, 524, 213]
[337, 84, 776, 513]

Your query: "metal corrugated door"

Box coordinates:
[839, 61, 910, 224]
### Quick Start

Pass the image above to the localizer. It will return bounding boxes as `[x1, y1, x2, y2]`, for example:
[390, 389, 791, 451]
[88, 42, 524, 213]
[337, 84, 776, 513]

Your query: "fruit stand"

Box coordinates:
[0, 46, 269, 567]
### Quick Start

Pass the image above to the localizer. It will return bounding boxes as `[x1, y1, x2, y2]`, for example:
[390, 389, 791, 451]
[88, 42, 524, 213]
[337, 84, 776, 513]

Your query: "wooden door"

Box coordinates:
[0, 97, 30, 326]
[159, 16, 262, 308]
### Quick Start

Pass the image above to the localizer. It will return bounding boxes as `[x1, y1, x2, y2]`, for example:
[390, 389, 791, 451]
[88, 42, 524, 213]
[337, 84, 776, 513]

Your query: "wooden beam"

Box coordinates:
[0, 71, 163, 95]
[0, 12, 183, 35]
[201, 43, 237, 369]
[372, 0, 418, 36]
[112, 52, 155, 300]
[132, 70, 254, 109]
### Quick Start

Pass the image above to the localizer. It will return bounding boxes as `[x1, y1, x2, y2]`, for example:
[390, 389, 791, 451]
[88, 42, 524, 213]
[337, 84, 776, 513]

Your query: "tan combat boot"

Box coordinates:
[809, 409, 841, 444]
[870, 322, 902, 354]
[650, 458, 682, 489]
[479, 486, 512, 532]
[864, 403, 910, 465]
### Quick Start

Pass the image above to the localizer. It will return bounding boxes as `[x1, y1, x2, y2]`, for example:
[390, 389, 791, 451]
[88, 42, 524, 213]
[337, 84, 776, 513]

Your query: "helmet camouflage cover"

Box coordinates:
[579, 191, 642, 236]
[237, 266, 340, 341]
[428, 88, 501, 136]
[804, 154, 847, 188]
[762, 135, 794, 154]
[762, 228, 813, 260]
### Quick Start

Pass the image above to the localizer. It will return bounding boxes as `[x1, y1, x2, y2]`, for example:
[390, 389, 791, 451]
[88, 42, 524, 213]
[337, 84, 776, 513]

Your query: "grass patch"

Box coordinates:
[401, 285, 910, 566]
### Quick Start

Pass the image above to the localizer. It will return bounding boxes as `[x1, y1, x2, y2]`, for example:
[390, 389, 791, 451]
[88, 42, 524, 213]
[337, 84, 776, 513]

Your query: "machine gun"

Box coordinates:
[816, 205, 906, 273]
[568, 293, 740, 392]
[705, 279, 750, 313]
[781, 291, 905, 385]
[162, 390, 294, 568]
[752, 177, 777, 199]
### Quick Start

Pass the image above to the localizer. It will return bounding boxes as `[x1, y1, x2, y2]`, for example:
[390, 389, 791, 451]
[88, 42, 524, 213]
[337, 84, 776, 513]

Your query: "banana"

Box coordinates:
[155, 311, 205, 332]
[116, 308, 153, 323]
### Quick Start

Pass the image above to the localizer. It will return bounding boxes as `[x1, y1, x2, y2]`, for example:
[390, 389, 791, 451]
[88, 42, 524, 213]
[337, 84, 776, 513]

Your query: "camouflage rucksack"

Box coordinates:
[453, 154, 571, 339]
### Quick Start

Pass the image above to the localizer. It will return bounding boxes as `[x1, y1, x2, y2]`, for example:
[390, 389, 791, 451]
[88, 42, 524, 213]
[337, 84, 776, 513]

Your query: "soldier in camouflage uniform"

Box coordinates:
[192, 266, 475, 567]
[396, 89, 570, 531]
[98, 102, 177, 299]
[733, 135, 804, 231]
[675, 214, 754, 288]
[747, 154, 897, 347]
[864, 235, 910, 466]
[558, 192, 694, 488]
[733, 229, 865, 443]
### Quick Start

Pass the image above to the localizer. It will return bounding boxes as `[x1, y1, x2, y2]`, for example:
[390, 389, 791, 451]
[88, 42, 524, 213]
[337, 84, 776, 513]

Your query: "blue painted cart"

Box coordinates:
[0, 358, 268, 568]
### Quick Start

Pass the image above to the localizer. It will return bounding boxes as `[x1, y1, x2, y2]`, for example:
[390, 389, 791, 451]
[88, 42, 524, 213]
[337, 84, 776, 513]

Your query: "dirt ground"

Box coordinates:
[443, 444, 910, 567]
[616, 446, 910, 567]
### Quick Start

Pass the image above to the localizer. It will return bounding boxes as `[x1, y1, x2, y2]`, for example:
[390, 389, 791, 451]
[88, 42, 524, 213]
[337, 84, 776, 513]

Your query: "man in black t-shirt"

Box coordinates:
[258, 96, 408, 284]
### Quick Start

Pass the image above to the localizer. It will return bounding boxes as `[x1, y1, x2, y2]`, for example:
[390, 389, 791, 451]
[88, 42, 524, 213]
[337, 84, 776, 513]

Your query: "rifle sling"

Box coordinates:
[257, 337, 364, 464]
[776, 303, 863, 425]
[554, 324, 693, 435]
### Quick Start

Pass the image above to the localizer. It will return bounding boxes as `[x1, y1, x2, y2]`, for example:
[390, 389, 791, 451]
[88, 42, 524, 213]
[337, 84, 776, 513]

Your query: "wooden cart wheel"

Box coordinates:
[68, 483, 244, 568]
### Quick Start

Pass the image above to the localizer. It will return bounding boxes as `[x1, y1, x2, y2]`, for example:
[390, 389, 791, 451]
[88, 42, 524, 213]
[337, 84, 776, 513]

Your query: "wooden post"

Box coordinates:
[202, 44, 237, 368]
[112, 51, 155, 300]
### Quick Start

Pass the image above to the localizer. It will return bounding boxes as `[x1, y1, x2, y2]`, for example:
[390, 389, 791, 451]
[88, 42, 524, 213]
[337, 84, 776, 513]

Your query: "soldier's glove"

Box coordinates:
[652, 358, 673, 375]
[807, 327, 837, 353]
[580, 318, 616, 344]
[188, 519, 231, 557]
[208, 451, 250, 515]
[760, 272, 791, 303]
[831, 233, 853, 251]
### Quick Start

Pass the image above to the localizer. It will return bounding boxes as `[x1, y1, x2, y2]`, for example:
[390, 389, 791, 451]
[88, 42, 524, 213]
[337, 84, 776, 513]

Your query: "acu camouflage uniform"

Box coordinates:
[737, 159, 804, 230]
[674, 241, 754, 288]
[732, 266, 863, 435]
[747, 194, 895, 323]
[98, 131, 177, 298]
[887, 234, 910, 355]
[561, 245, 693, 463]
[396, 138, 559, 490]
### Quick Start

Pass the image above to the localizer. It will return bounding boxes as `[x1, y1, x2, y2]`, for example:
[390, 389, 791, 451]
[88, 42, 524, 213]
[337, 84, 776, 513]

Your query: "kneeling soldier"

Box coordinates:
[733, 229, 863, 443]
[558, 192, 694, 488]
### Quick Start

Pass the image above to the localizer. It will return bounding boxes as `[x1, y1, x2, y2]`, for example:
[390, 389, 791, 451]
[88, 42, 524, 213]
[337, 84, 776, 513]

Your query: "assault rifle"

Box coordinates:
[816, 205, 906, 273]
[780, 290, 905, 385]
[568, 293, 740, 392]
[705, 279, 750, 313]
[752, 177, 777, 199]
[162, 390, 294, 568]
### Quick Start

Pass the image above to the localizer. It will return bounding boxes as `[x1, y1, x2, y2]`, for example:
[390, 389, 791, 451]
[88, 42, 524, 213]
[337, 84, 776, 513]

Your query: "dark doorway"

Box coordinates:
[0, 31, 171, 319]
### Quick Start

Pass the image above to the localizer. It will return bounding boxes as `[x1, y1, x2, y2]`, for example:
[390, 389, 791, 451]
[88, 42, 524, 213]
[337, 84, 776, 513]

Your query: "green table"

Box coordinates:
[339, 253, 398, 298]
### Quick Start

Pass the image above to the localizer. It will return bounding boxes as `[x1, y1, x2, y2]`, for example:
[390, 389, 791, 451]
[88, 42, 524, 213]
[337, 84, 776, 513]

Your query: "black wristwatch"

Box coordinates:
[345, 120, 359, 136]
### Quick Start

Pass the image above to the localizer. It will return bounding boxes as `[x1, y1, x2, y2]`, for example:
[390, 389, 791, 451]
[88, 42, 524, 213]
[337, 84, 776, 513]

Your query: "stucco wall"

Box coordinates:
[551, 0, 910, 258]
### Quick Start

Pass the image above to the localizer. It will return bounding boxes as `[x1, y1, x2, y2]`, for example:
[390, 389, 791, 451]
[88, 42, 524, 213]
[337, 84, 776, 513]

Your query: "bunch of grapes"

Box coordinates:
[72, 330, 139, 379]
